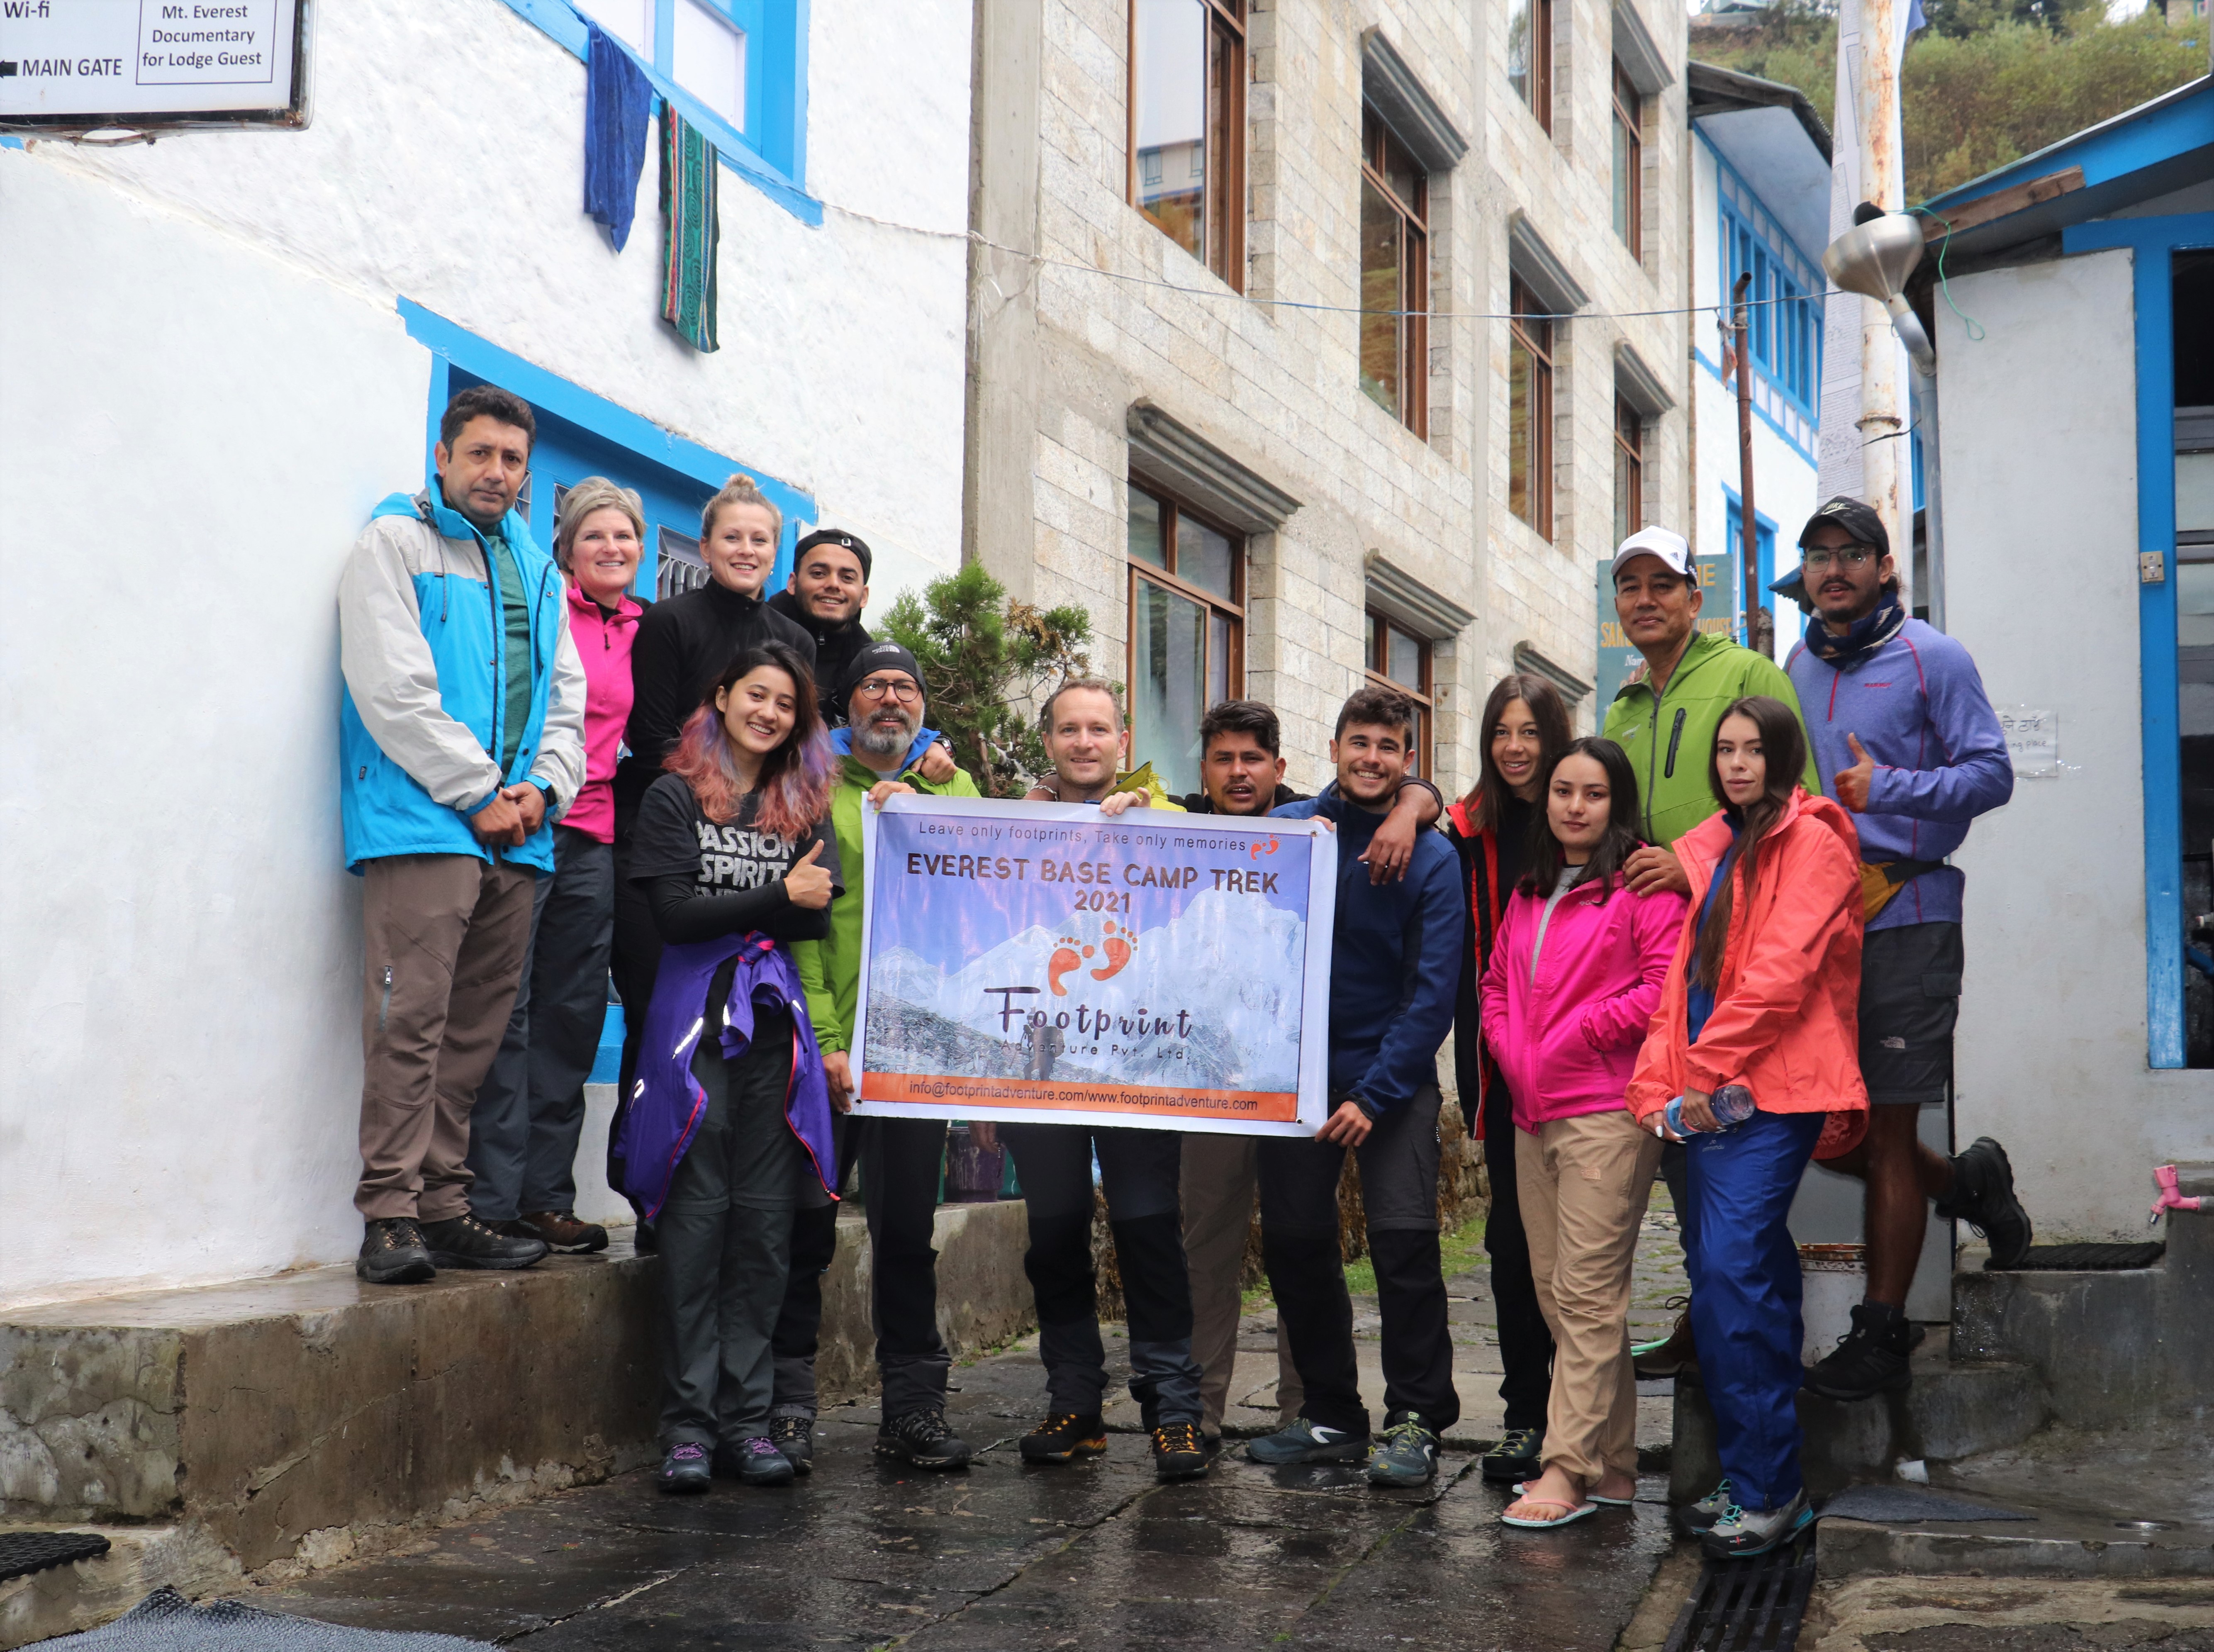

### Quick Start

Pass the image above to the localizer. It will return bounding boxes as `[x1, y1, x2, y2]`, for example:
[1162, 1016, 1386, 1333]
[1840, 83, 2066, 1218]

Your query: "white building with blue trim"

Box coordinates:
[1922, 71, 2214, 1237]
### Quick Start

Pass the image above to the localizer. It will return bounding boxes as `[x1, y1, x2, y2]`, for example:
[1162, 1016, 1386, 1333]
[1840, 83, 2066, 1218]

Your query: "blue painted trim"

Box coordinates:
[399, 296, 816, 573]
[1722, 485, 1782, 643]
[0, 136, 24, 151]
[1699, 129, 1824, 432]
[1927, 77, 2212, 211]
[1693, 346, 1820, 465]
[2060, 210, 2214, 1069]
[494, 0, 823, 227]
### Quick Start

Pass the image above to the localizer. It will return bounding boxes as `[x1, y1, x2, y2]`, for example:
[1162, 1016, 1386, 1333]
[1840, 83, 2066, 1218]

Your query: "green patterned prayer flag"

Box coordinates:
[658, 104, 719, 353]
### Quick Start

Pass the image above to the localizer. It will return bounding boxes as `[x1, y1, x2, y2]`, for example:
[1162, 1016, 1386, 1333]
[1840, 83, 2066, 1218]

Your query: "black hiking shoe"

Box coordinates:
[418, 1212, 548, 1270]
[770, 1414, 816, 1475]
[1247, 1417, 1370, 1465]
[1803, 1301, 1922, 1401]
[1366, 1413, 1442, 1487]
[1481, 1426, 1543, 1484]
[1151, 1420, 1210, 1481]
[1633, 1299, 1697, 1379]
[1938, 1137, 2034, 1269]
[877, 1409, 974, 1470]
[657, 1442, 711, 1494]
[716, 1437, 796, 1486]
[356, 1218, 435, 1285]
[1019, 1412, 1108, 1464]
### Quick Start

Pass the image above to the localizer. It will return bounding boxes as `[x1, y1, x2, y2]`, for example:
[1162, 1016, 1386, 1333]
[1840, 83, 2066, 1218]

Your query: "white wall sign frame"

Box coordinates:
[0, 0, 311, 133]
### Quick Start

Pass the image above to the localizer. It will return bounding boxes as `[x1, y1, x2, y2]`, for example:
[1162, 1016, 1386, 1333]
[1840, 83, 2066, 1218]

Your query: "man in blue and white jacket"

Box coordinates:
[1776, 496, 2029, 1402]
[1247, 684, 1465, 1487]
[339, 385, 586, 1286]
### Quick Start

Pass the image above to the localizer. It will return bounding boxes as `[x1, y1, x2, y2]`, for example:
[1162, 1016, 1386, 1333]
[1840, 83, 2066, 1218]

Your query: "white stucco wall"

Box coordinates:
[1942, 248, 2214, 1239]
[0, 0, 972, 1306]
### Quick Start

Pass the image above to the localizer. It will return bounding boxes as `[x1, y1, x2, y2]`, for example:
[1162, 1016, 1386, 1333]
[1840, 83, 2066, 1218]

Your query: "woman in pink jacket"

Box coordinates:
[1481, 736, 1686, 1530]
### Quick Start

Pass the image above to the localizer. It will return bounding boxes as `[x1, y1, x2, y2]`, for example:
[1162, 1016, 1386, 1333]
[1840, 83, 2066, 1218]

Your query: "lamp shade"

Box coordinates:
[1822, 213, 1925, 304]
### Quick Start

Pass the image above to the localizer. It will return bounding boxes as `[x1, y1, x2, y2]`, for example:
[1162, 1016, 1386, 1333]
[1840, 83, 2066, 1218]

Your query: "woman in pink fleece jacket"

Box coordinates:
[1480, 736, 1686, 1529]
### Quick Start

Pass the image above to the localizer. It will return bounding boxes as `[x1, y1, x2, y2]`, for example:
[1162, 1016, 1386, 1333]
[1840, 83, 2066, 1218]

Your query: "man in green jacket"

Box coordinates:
[789, 641, 982, 1472]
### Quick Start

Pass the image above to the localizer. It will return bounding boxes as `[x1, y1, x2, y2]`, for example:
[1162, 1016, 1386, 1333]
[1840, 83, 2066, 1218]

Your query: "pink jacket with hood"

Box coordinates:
[560, 581, 644, 844]
[1479, 870, 1688, 1130]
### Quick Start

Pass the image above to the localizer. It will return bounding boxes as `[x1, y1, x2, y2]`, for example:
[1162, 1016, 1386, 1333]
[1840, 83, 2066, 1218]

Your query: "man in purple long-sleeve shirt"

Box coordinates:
[1776, 497, 2033, 1403]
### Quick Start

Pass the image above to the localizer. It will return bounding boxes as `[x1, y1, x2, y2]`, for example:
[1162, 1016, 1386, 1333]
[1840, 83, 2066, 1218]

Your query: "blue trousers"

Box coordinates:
[1682, 1109, 1823, 1511]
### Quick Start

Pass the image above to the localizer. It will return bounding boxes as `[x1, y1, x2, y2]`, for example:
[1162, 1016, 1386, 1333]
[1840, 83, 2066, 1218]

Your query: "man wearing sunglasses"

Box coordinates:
[1774, 497, 2028, 1403]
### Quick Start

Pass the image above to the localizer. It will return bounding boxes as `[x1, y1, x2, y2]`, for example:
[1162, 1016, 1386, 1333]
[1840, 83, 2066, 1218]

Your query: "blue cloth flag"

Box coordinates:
[584, 22, 651, 251]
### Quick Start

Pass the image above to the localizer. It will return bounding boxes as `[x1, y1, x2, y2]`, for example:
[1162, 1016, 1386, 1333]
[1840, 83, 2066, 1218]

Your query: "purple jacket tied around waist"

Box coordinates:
[618, 933, 835, 1220]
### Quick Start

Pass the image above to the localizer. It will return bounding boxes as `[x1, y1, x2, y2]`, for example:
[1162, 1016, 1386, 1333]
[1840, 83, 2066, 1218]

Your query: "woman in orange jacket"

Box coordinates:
[1629, 695, 1867, 1559]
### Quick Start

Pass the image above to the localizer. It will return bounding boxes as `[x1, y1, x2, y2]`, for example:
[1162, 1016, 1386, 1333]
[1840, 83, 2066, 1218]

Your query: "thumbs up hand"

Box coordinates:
[1837, 733, 1875, 813]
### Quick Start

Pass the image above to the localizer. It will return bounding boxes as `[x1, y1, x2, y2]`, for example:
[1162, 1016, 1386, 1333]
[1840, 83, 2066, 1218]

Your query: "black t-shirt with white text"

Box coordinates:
[628, 772, 842, 913]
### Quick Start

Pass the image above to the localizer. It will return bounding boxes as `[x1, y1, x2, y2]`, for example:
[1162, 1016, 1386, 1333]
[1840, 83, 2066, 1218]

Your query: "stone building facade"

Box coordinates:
[966, 0, 1690, 799]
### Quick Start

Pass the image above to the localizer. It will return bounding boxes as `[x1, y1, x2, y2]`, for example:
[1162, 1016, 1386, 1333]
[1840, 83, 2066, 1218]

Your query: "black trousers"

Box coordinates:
[607, 840, 659, 1202]
[1258, 1087, 1459, 1438]
[1483, 1079, 1556, 1434]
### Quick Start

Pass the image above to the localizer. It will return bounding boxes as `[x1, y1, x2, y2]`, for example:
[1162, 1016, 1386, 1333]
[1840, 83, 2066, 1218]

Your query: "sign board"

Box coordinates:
[1593, 551, 1739, 712]
[1998, 706, 2060, 778]
[0, 0, 309, 129]
[852, 797, 1337, 1136]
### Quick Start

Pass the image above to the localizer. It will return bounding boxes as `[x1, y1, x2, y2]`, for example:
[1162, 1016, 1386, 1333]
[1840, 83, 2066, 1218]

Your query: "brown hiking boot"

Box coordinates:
[515, 1211, 609, 1254]
[1633, 1298, 1698, 1379]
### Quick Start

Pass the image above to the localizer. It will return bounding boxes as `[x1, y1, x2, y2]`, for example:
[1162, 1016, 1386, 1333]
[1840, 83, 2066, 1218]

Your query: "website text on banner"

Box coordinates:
[853, 797, 1338, 1135]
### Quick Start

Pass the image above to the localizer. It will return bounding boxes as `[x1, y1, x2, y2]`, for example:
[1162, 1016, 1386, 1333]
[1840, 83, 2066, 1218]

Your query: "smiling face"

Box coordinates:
[716, 664, 800, 761]
[1612, 556, 1701, 660]
[433, 415, 532, 532]
[1331, 721, 1410, 811]
[1201, 731, 1286, 816]
[1042, 687, 1129, 799]
[1490, 697, 1545, 803]
[1713, 711, 1769, 808]
[789, 543, 868, 626]
[703, 502, 779, 597]
[1802, 520, 1893, 630]
[568, 506, 643, 607]
[1547, 752, 1613, 863]
[848, 669, 923, 763]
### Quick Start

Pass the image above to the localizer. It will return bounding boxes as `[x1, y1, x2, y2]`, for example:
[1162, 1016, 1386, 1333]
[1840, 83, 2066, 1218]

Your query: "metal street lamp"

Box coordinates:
[1823, 210, 1948, 630]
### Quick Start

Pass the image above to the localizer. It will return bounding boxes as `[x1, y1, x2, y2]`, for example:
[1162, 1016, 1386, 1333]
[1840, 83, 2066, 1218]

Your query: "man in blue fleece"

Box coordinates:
[1248, 685, 1466, 1486]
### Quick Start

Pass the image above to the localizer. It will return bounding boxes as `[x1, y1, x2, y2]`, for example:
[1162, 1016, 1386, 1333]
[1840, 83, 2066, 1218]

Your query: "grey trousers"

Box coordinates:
[467, 827, 616, 1222]
[656, 1024, 800, 1449]
[1181, 1131, 1302, 1434]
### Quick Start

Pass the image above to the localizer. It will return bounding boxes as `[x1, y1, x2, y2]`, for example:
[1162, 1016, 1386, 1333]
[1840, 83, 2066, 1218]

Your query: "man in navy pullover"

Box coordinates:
[1247, 685, 1465, 1486]
[1776, 497, 2030, 1402]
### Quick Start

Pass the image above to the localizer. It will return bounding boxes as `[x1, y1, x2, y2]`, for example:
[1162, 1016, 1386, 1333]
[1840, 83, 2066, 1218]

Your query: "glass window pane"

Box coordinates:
[657, 526, 709, 602]
[1507, 0, 1531, 106]
[2179, 451, 2214, 533]
[2179, 563, 2214, 651]
[674, 0, 746, 130]
[1367, 610, 1382, 669]
[1129, 487, 1168, 568]
[579, 0, 649, 51]
[1133, 576, 1208, 798]
[1182, 518, 1234, 599]
[1208, 611, 1231, 706]
[1508, 336, 1534, 526]
[1612, 115, 1632, 243]
[1409, 703, 1429, 778]
[1386, 626, 1422, 690]
[1615, 438, 1632, 547]
[1360, 179, 1402, 418]
[1381, 128, 1420, 215]
[1134, 0, 1207, 261]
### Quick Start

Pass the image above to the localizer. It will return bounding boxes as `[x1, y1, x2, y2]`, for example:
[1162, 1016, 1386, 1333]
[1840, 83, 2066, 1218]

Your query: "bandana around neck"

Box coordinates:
[1804, 587, 1905, 667]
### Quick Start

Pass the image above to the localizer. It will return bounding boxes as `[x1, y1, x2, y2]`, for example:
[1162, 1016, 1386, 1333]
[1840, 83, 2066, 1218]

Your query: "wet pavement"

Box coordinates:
[247, 1207, 1696, 1650]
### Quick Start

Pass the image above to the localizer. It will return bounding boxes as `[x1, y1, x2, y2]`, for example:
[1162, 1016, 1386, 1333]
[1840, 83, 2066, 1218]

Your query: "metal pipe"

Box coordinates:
[1892, 302, 1947, 632]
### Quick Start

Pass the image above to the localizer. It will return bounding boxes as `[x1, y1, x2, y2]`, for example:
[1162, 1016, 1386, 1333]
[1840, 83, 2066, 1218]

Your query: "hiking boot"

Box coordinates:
[657, 1442, 711, 1495]
[716, 1437, 796, 1486]
[356, 1218, 435, 1286]
[1804, 1301, 1922, 1401]
[1701, 1490, 1812, 1559]
[1938, 1137, 2033, 1269]
[1366, 1413, 1441, 1487]
[1246, 1418, 1370, 1465]
[517, 1210, 609, 1254]
[417, 1213, 547, 1271]
[877, 1409, 974, 1470]
[1019, 1413, 1107, 1464]
[1676, 1477, 1734, 1535]
[1480, 1426, 1543, 1484]
[1633, 1299, 1697, 1379]
[770, 1414, 816, 1475]
[1151, 1420, 1210, 1482]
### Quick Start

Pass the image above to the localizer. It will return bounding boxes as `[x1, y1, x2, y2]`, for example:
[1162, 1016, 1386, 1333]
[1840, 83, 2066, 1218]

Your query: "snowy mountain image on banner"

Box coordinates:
[869, 888, 1306, 1092]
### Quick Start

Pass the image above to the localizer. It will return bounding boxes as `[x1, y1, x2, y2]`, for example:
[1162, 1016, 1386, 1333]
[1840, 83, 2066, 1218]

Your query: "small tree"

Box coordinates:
[879, 563, 1098, 797]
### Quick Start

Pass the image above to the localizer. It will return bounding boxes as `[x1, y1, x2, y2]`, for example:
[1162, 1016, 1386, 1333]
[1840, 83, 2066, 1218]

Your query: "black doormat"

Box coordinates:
[1662, 1532, 1818, 1652]
[1986, 1242, 2166, 1272]
[41, 1587, 497, 1649]
[0, 1530, 110, 1583]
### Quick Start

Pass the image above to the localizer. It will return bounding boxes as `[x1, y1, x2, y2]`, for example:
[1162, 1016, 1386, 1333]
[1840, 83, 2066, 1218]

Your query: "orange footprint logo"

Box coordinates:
[1090, 919, 1137, 982]
[1047, 937, 1094, 997]
[1249, 836, 1280, 860]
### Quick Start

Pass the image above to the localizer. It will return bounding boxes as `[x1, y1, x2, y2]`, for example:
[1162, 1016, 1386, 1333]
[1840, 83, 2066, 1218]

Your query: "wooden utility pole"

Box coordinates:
[1732, 271, 1773, 658]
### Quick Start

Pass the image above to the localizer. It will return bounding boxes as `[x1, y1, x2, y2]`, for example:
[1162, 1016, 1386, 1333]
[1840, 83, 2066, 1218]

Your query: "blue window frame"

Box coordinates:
[1722, 486, 1780, 643]
[1714, 147, 1822, 447]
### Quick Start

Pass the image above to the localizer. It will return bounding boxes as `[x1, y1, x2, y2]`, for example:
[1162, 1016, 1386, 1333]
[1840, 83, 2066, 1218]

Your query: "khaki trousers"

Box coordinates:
[1181, 1132, 1301, 1434]
[1515, 1108, 1663, 1483]
[356, 853, 538, 1222]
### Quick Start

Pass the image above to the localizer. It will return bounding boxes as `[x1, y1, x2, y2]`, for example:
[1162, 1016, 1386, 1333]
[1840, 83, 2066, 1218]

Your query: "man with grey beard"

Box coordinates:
[785, 642, 985, 1471]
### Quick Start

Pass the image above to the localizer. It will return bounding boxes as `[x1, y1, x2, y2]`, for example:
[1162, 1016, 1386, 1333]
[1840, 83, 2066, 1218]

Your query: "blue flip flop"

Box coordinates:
[1501, 1497, 1598, 1529]
[1514, 1481, 1634, 1507]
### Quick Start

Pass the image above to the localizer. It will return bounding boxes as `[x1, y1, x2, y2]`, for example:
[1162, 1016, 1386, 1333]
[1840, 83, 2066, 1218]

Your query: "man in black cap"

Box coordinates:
[768, 528, 877, 722]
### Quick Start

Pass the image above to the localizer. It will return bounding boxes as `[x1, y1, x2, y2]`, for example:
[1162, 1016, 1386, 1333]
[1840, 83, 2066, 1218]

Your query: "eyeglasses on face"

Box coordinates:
[856, 677, 921, 703]
[1802, 545, 1880, 570]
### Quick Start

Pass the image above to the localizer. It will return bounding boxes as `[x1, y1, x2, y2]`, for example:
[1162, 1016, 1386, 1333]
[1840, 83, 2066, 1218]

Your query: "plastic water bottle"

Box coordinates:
[1664, 1084, 1758, 1137]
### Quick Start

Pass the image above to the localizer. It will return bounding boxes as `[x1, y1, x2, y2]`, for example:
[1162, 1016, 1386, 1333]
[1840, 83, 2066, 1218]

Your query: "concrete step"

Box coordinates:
[1817, 1507, 2214, 1579]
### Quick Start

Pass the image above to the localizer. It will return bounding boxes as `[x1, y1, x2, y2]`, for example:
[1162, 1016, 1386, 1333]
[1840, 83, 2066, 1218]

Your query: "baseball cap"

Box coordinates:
[1771, 497, 1892, 604]
[793, 527, 873, 582]
[1611, 527, 1695, 582]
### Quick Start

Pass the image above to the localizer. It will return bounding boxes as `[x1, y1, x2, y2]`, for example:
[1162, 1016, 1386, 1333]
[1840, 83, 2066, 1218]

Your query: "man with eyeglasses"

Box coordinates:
[1775, 497, 2028, 1404]
[783, 641, 983, 1472]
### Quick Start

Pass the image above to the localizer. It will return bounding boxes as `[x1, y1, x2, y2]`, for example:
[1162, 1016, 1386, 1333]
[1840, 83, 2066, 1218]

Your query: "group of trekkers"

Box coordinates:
[335, 385, 2033, 1566]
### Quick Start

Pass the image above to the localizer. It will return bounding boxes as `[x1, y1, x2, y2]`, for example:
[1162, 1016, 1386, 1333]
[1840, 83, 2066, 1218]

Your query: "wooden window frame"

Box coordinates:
[1508, 275, 1555, 541]
[1359, 107, 1430, 438]
[1365, 609, 1435, 780]
[1612, 61, 1643, 260]
[1613, 397, 1644, 547]
[1127, 0, 1247, 291]
[1125, 482, 1247, 781]
[1510, 0, 1553, 135]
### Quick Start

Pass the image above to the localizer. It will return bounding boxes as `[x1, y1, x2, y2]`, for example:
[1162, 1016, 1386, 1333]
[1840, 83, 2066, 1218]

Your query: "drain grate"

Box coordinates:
[0, 1530, 111, 1584]
[1986, 1242, 2166, 1272]
[1661, 1533, 1817, 1652]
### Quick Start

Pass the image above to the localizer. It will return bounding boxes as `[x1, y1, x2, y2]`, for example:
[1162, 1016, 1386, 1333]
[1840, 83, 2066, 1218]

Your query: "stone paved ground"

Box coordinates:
[250, 1201, 1697, 1650]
